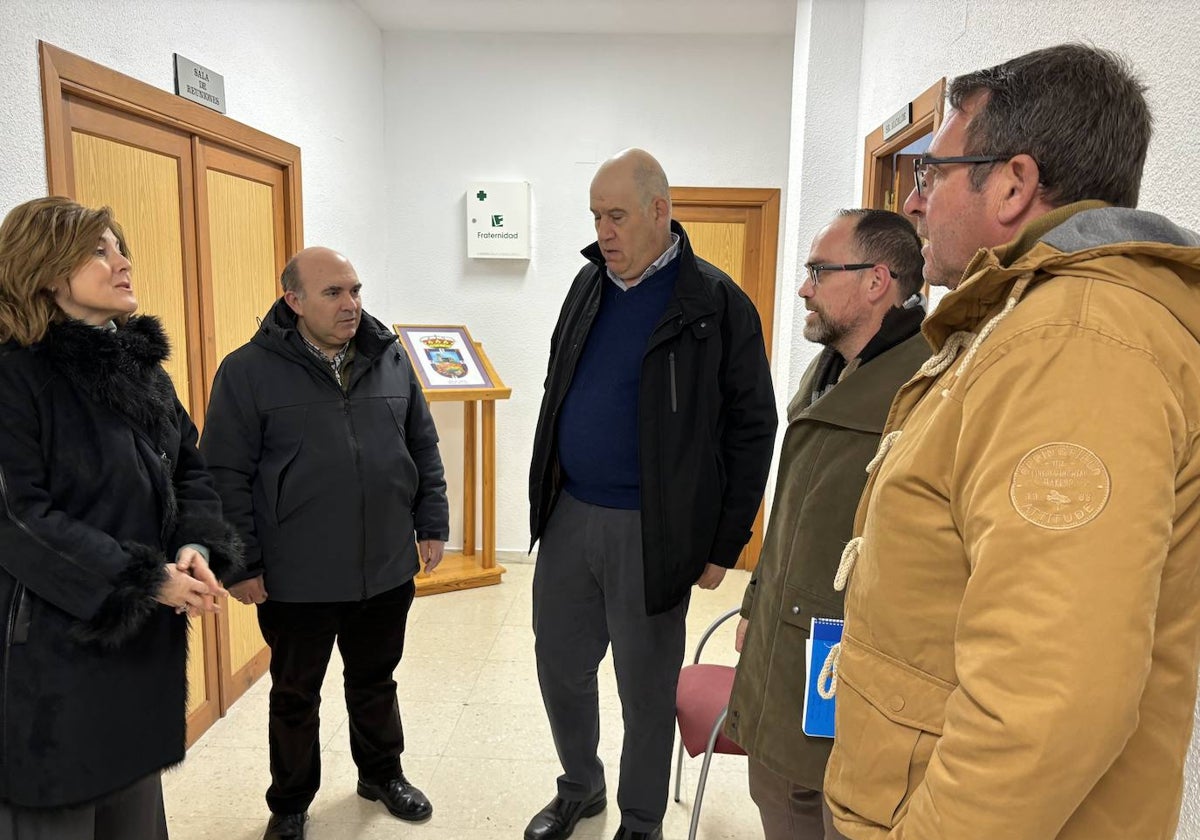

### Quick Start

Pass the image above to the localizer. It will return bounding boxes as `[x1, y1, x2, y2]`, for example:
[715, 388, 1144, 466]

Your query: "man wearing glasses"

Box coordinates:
[725, 209, 927, 840]
[824, 44, 1200, 840]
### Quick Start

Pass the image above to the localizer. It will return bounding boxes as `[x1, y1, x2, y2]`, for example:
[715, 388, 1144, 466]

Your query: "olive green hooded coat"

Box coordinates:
[725, 319, 928, 790]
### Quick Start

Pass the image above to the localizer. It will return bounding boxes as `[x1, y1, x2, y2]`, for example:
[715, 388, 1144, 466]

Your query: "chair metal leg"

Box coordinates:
[688, 705, 730, 840]
[674, 738, 685, 803]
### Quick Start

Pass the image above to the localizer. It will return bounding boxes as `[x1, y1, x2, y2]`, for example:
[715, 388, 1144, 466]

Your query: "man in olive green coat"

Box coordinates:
[724, 209, 928, 839]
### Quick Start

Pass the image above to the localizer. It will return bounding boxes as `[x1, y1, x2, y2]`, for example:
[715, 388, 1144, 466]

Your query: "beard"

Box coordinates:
[803, 307, 848, 347]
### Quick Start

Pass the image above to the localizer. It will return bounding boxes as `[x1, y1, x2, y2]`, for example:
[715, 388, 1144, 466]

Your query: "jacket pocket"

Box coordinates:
[384, 397, 419, 498]
[6, 584, 30, 646]
[272, 439, 306, 524]
[779, 584, 839, 632]
[385, 396, 411, 441]
[261, 407, 307, 524]
[668, 352, 677, 413]
[824, 634, 953, 829]
[689, 318, 718, 340]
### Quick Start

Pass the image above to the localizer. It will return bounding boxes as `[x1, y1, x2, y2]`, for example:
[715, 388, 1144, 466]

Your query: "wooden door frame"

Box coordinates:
[39, 41, 302, 742]
[669, 187, 780, 572]
[862, 78, 946, 208]
[670, 187, 780, 359]
[40, 42, 303, 247]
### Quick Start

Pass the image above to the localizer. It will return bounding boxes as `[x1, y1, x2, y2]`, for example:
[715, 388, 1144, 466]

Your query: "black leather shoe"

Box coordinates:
[524, 787, 607, 840]
[263, 811, 307, 840]
[356, 775, 433, 821]
[612, 826, 663, 840]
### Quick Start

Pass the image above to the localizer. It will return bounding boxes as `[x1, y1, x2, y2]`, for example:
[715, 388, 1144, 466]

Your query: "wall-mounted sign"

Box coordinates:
[882, 102, 913, 141]
[467, 181, 530, 259]
[174, 54, 226, 114]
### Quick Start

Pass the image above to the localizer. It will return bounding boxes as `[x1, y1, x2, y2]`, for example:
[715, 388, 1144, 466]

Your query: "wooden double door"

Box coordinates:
[40, 43, 303, 741]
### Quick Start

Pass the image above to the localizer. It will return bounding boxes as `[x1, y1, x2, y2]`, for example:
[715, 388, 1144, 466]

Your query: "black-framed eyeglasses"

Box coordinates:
[804, 263, 879, 287]
[913, 155, 1010, 196]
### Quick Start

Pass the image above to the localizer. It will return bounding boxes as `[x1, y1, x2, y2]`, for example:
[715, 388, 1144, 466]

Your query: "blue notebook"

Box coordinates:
[801, 617, 844, 738]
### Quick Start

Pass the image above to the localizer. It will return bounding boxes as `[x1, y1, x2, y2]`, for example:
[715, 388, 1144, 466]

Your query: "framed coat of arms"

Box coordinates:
[393, 324, 494, 391]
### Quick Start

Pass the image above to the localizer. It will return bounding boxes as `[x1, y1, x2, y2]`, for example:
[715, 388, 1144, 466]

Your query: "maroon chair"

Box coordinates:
[674, 606, 746, 840]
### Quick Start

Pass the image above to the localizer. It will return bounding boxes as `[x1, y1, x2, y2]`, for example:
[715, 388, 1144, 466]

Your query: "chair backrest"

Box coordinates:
[691, 606, 742, 664]
[676, 663, 745, 757]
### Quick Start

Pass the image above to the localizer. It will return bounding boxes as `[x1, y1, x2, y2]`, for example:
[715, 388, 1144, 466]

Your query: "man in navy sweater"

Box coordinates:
[527, 149, 778, 840]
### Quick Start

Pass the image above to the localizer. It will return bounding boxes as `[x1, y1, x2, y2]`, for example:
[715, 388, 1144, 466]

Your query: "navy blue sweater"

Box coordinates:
[557, 256, 681, 509]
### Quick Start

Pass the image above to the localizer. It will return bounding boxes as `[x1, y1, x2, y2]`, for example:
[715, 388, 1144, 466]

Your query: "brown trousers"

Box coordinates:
[747, 757, 847, 840]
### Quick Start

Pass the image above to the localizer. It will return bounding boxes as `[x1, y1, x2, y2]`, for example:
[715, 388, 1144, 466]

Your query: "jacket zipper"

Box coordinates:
[669, 352, 678, 413]
[303, 339, 375, 597]
[344, 398, 369, 599]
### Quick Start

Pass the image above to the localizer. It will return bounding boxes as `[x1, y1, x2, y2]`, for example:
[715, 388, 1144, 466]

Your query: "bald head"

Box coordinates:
[593, 148, 671, 213]
[281, 247, 355, 297]
[281, 246, 363, 353]
[590, 149, 674, 282]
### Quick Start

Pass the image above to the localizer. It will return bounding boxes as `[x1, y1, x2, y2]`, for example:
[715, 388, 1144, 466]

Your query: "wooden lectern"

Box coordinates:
[393, 325, 511, 595]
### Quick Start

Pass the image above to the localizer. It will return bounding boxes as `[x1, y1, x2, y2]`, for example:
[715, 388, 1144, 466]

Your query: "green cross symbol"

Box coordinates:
[476, 190, 488, 201]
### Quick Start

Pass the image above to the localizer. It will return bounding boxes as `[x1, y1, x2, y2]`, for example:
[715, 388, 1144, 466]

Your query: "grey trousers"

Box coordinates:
[0, 772, 167, 840]
[533, 492, 689, 832]
[748, 757, 847, 840]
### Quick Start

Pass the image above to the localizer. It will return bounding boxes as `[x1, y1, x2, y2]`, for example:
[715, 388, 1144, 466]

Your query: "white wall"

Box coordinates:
[781, 0, 866, 397]
[380, 31, 794, 554]
[800, 0, 1200, 835]
[854, 0, 1200, 235]
[0, 0, 388, 288]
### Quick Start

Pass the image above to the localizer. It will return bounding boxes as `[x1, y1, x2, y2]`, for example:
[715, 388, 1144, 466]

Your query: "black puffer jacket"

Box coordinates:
[530, 221, 778, 615]
[200, 300, 449, 602]
[0, 317, 242, 808]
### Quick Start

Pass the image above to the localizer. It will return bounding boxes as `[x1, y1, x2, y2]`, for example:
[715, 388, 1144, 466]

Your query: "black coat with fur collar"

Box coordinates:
[0, 316, 241, 808]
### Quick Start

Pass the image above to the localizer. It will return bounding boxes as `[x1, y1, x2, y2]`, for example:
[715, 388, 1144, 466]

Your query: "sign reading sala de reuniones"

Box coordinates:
[174, 54, 226, 114]
[882, 102, 913, 141]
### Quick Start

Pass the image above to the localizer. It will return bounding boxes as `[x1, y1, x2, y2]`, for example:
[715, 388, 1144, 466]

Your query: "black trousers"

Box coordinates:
[533, 492, 689, 832]
[0, 772, 167, 840]
[257, 580, 415, 815]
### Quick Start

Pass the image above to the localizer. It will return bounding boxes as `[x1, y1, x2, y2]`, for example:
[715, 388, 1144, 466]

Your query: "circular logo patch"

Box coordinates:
[1010, 442, 1111, 530]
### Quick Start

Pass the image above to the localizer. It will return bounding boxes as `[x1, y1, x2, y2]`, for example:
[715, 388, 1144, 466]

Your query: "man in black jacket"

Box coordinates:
[200, 247, 449, 840]
[526, 149, 778, 840]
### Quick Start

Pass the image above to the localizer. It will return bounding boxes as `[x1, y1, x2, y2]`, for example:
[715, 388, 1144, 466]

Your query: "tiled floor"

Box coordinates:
[163, 562, 760, 840]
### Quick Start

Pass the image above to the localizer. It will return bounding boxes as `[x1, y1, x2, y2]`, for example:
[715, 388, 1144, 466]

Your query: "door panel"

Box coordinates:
[670, 188, 780, 572]
[685, 221, 747, 285]
[196, 141, 285, 711]
[203, 154, 284, 361]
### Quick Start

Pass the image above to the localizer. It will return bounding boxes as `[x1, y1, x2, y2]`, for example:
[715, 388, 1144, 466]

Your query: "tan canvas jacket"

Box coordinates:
[824, 202, 1200, 840]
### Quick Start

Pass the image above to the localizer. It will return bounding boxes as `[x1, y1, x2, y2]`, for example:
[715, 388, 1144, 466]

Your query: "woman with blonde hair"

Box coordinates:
[0, 196, 242, 838]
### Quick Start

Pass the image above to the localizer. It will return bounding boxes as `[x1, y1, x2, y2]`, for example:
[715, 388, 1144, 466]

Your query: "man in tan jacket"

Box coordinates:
[824, 44, 1200, 840]
[725, 209, 928, 840]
